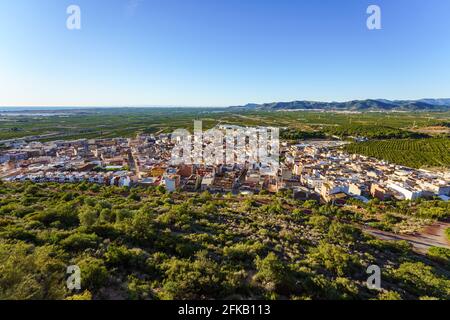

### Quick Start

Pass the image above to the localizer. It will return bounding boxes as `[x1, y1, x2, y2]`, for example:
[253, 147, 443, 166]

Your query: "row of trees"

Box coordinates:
[345, 138, 450, 168]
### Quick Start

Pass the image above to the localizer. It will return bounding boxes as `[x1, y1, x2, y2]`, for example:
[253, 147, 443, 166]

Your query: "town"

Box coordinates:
[1, 125, 449, 204]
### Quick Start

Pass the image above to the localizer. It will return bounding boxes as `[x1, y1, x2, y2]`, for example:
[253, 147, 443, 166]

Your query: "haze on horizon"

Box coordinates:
[1, 0, 450, 107]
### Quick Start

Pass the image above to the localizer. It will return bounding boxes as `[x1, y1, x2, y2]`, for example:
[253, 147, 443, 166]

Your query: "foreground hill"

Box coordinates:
[230, 99, 450, 112]
[0, 182, 449, 300]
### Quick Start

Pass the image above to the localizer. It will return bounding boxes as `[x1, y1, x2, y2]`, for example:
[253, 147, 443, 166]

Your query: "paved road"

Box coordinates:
[363, 221, 450, 254]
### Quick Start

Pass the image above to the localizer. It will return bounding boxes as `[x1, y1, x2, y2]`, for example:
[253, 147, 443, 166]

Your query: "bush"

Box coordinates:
[378, 291, 402, 300]
[308, 242, 358, 277]
[224, 242, 265, 263]
[388, 262, 450, 299]
[327, 222, 361, 244]
[66, 291, 93, 300]
[60, 233, 99, 251]
[105, 244, 147, 270]
[127, 275, 155, 300]
[0, 241, 66, 299]
[161, 251, 224, 299]
[78, 207, 99, 227]
[427, 247, 450, 266]
[77, 257, 109, 291]
[308, 215, 330, 231]
[31, 204, 79, 229]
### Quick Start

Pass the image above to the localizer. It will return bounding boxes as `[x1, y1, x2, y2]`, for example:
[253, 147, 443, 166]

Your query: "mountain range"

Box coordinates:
[229, 99, 450, 111]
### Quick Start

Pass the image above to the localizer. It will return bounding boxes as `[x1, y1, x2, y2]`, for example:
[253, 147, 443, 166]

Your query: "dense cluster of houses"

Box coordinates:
[1, 132, 449, 204]
[284, 141, 450, 203]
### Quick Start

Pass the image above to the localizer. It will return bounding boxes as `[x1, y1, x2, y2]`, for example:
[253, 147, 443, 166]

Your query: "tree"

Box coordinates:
[254, 252, 291, 292]
[0, 241, 66, 300]
[308, 242, 358, 277]
[32, 204, 79, 229]
[121, 211, 155, 245]
[327, 222, 361, 245]
[78, 207, 99, 227]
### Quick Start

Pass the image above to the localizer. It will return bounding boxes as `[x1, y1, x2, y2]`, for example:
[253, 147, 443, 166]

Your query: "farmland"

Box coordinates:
[344, 138, 450, 169]
[1, 108, 449, 143]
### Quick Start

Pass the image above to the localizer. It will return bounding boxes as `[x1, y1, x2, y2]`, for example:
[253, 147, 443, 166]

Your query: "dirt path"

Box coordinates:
[363, 221, 450, 254]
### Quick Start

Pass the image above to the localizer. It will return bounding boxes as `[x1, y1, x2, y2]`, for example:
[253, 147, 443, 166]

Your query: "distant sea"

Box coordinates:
[0, 107, 92, 112]
[0, 106, 220, 112]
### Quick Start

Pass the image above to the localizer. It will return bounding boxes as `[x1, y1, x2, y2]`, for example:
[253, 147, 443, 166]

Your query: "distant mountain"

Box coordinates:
[417, 99, 450, 106]
[229, 99, 450, 111]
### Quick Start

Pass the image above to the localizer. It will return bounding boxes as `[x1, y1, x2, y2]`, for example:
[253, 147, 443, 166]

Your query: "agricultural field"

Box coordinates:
[344, 138, 450, 169]
[1, 108, 449, 143]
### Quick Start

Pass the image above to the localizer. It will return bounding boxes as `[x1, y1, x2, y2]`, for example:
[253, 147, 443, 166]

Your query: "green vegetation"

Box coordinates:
[0, 182, 449, 300]
[345, 138, 450, 168]
[1, 109, 449, 142]
[427, 247, 450, 267]
[280, 129, 325, 141]
[325, 125, 428, 139]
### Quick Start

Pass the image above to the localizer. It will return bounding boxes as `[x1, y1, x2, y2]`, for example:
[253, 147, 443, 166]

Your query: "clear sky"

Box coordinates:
[0, 0, 449, 107]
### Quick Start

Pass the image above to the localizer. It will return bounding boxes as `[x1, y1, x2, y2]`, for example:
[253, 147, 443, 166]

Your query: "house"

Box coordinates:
[321, 181, 346, 202]
[370, 184, 391, 201]
[164, 175, 180, 192]
[182, 175, 202, 192]
[348, 183, 363, 196]
[200, 175, 214, 191]
[387, 182, 422, 201]
[292, 186, 316, 201]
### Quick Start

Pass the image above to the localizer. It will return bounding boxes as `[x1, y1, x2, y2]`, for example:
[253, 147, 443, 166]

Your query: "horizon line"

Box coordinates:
[2, 97, 450, 110]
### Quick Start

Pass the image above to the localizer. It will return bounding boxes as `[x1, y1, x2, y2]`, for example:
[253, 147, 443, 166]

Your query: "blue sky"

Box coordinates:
[0, 0, 449, 107]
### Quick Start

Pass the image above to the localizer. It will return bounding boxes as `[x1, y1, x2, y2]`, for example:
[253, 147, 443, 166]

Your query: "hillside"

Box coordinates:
[1, 182, 449, 300]
[230, 99, 450, 112]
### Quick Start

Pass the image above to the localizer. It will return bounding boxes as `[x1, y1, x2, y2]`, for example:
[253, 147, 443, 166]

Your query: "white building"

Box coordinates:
[387, 182, 422, 200]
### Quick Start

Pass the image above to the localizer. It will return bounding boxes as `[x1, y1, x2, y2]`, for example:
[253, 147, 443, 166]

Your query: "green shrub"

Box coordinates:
[427, 247, 450, 266]
[77, 257, 109, 291]
[254, 252, 292, 292]
[0, 241, 66, 299]
[160, 251, 224, 299]
[60, 233, 99, 251]
[307, 242, 359, 277]
[388, 262, 450, 299]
